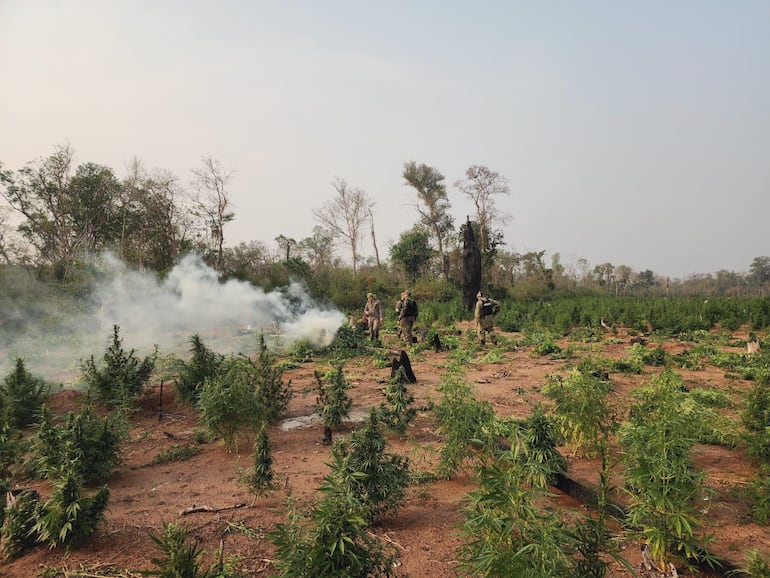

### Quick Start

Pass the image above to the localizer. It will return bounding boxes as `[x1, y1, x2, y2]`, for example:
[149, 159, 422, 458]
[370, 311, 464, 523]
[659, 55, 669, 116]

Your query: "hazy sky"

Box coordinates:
[2, 0, 768, 279]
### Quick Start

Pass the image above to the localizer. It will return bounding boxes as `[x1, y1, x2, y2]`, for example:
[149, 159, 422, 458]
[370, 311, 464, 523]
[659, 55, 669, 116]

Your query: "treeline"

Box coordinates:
[1, 145, 769, 304]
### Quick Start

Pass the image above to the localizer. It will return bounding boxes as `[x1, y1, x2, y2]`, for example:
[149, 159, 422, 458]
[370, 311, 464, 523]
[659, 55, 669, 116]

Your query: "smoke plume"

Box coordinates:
[0, 253, 346, 383]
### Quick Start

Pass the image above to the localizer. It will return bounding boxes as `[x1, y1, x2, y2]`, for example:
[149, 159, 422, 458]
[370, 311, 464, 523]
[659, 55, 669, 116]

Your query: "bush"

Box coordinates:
[176, 334, 224, 405]
[270, 470, 399, 577]
[197, 356, 263, 453]
[27, 403, 125, 484]
[242, 426, 277, 497]
[1, 358, 50, 428]
[314, 366, 353, 440]
[80, 325, 156, 406]
[329, 409, 410, 523]
[32, 467, 110, 549]
[1, 490, 40, 558]
[379, 367, 416, 435]
[146, 521, 216, 578]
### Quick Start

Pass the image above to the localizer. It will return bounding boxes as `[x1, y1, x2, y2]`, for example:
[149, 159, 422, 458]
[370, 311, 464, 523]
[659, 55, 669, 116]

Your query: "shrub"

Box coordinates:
[146, 521, 216, 578]
[619, 369, 710, 568]
[32, 467, 110, 549]
[270, 472, 399, 577]
[1, 490, 40, 558]
[27, 403, 125, 484]
[253, 334, 293, 423]
[457, 435, 576, 578]
[1, 358, 50, 428]
[80, 325, 156, 406]
[176, 334, 224, 405]
[379, 367, 416, 435]
[314, 366, 353, 443]
[197, 356, 263, 453]
[242, 426, 277, 497]
[330, 409, 410, 523]
[0, 410, 23, 479]
[434, 374, 500, 478]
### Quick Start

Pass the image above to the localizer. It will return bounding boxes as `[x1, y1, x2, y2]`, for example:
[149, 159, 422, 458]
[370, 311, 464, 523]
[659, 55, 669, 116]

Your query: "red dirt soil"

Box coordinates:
[2, 323, 766, 577]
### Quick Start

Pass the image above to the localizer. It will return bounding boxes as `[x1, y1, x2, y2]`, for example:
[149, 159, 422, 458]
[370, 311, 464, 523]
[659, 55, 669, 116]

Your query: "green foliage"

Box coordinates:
[378, 367, 416, 435]
[329, 409, 410, 523]
[32, 467, 110, 549]
[325, 324, 368, 358]
[619, 369, 709, 567]
[457, 433, 576, 578]
[1, 357, 50, 428]
[146, 521, 216, 578]
[147, 444, 202, 466]
[176, 334, 224, 405]
[0, 410, 24, 478]
[742, 371, 770, 465]
[543, 369, 615, 457]
[743, 549, 770, 577]
[389, 227, 435, 283]
[242, 426, 277, 497]
[511, 406, 567, 487]
[746, 468, 770, 525]
[434, 374, 501, 478]
[27, 403, 125, 484]
[80, 325, 156, 406]
[253, 334, 293, 423]
[315, 366, 353, 431]
[1, 490, 40, 558]
[270, 472, 399, 578]
[197, 356, 263, 453]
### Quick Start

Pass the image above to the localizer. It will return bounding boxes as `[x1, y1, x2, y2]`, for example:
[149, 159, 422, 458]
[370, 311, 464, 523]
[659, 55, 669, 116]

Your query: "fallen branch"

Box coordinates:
[180, 503, 247, 516]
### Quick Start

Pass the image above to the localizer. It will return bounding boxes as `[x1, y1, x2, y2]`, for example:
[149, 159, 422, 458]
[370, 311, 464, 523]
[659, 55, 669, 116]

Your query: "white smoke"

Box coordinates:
[0, 253, 346, 382]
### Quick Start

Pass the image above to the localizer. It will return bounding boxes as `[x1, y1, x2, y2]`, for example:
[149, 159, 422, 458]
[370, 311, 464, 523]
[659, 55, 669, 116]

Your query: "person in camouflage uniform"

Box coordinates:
[395, 290, 418, 343]
[474, 290, 499, 346]
[363, 293, 383, 342]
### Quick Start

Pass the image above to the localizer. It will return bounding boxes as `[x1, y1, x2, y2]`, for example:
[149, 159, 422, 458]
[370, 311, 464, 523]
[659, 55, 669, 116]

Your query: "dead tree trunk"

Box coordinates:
[463, 216, 481, 311]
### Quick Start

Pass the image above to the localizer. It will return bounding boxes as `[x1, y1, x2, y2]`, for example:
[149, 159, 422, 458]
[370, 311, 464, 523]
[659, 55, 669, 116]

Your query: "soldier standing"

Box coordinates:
[363, 293, 383, 343]
[474, 291, 499, 346]
[395, 290, 418, 343]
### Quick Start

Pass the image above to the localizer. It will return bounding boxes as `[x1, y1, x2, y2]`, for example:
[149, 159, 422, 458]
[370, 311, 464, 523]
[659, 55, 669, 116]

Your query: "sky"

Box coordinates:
[1, 0, 769, 279]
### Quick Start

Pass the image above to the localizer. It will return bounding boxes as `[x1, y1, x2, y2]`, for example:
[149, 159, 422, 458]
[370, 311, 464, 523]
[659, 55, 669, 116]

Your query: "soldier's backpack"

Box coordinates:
[405, 298, 418, 318]
[482, 299, 499, 317]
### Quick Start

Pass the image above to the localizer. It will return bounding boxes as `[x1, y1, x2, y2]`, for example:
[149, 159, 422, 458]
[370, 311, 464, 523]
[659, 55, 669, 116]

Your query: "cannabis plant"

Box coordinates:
[329, 409, 410, 523]
[543, 368, 615, 457]
[253, 334, 293, 422]
[314, 366, 353, 444]
[434, 373, 500, 478]
[146, 521, 216, 578]
[27, 403, 124, 483]
[270, 470, 399, 577]
[379, 366, 416, 435]
[80, 325, 156, 406]
[619, 369, 710, 568]
[457, 434, 576, 578]
[1, 489, 40, 558]
[243, 426, 277, 497]
[197, 355, 263, 453]
[176, 334, 224, 405]
[32, 466, 110, 548]
[1, 357, 50, 428]
[0, 409, 23, 478]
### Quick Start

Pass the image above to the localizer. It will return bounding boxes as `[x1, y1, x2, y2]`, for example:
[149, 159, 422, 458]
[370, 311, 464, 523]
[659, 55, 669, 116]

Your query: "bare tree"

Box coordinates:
[402, 161, 454, 280]
[191, 157, 235, 272]
[454, 165, 510, 267]
[368, 208, 381, 272]
[312, 177, 374, 274]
